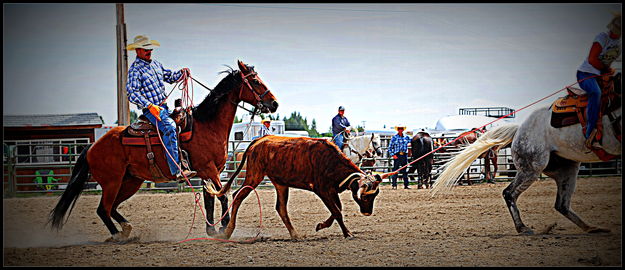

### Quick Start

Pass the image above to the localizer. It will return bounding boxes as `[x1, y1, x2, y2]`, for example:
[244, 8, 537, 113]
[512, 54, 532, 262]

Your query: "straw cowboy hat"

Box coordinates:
[607, 12, 621, 32]
[126, 35, 161, 50]
[394, 125, 407, 131]
[261, 119, 271, 124]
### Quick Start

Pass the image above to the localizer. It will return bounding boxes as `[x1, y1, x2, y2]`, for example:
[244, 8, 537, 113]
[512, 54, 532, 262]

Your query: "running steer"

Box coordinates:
[207, 135, 387, 239]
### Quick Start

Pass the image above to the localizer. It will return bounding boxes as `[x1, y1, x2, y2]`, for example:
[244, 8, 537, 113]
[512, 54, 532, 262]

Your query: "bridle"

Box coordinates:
[349, 134, 382, 165]
[237, 69, 272, 112]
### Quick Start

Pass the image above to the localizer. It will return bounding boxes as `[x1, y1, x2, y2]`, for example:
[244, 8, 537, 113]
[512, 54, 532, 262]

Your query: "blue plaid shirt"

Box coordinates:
[126, 58, 183, 109]
[388, 134, 411, 157]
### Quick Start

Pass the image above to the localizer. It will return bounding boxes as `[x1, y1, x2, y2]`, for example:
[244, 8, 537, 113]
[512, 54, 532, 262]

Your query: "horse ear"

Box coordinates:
[237, 60, 249, 73]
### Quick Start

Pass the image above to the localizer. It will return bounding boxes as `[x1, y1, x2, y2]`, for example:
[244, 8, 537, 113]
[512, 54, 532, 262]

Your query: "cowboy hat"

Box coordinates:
[261, 119, 271, 123]
[607, 12, 621, 32]
[126, 35, 161, 50]
[394, 125, 406, 131]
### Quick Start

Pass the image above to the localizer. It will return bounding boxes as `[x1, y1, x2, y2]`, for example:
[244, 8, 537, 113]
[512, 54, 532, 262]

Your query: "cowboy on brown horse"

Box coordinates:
[126, 34, 196, 180]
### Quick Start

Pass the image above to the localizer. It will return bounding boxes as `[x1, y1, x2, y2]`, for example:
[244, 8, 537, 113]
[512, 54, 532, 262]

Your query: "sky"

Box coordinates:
[3, 3, 622, 133]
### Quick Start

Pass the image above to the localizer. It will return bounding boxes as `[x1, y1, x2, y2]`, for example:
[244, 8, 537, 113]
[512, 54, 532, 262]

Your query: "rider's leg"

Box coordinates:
[577, 71, 602, 147]
[334, 133, 344, 150]
[144, 106, 195, 178]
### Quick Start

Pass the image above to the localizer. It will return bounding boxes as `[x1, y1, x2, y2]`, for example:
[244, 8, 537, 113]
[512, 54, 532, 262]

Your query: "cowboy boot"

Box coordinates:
[584, 129, 604, 150]
[176, 169, 197, 182]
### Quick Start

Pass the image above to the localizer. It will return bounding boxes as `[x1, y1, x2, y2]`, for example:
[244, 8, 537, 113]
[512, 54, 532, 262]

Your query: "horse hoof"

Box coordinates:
[206, 226, 218, 236]
[587, 227, 610, 234]
[518, 227, 534, 235]
[315, 223, 323, 232]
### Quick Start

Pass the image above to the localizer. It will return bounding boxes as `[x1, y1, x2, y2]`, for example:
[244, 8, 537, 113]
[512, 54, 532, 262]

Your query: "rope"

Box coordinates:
[385, 73, 605, 176]
[151, 71, 264, 244]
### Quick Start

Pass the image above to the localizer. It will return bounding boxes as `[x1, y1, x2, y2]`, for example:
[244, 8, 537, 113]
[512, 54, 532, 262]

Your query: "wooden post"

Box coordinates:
[116, 3, 130, 126]
[6, 145, 16, 198]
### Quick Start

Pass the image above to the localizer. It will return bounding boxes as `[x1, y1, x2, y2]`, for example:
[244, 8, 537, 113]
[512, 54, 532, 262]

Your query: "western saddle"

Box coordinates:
[550, 74, 621, 161]
[122, 99, 194, 182]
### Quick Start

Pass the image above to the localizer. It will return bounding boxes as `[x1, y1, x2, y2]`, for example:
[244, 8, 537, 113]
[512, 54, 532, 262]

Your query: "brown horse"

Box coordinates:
[408, 132, 434, 189]
[451, 129, 499, 185]
[48, 60, 279, 242]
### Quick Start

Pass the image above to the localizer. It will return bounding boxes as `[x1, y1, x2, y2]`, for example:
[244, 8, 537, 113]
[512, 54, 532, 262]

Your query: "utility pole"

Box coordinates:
[116, 3, 130, 126]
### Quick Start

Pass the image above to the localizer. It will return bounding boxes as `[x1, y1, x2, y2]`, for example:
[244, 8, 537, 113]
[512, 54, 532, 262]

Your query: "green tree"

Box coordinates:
[130, 110, 138, 123]
[233, 115, 242, 123]
[114, 110, 139, 125]
[279, 111, 323, 137]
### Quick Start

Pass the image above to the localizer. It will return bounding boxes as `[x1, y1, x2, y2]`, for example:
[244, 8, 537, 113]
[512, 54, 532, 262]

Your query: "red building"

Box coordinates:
[3, 113, 103, 192]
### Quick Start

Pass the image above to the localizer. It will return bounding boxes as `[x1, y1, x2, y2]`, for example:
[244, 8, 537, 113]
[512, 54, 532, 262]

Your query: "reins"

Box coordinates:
[151, 70, 266, 244]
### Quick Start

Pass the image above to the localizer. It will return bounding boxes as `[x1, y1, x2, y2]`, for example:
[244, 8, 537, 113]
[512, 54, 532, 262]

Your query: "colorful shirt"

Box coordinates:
[331, 114, 351, 135]
[126, 58, 183, 109]
[388, 134, 411, 157]
[578, 31, 621, 75]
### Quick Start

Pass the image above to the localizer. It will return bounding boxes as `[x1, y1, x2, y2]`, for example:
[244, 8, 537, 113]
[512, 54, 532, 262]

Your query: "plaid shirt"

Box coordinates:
[126, 58, 183, 109]
[388, 134, 411, 157]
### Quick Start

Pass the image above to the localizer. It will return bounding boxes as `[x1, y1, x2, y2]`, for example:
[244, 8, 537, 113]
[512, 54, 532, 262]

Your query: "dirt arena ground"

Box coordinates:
[3, 176, 621, 267]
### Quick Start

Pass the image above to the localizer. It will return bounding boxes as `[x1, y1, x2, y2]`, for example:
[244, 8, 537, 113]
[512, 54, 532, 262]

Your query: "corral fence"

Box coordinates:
[3, 139, 621, 197]
[359, 134, 621, 184]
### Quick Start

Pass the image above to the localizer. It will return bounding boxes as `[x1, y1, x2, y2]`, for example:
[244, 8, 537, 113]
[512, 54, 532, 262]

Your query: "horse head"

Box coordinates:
[236, 60, 279, 113]
[369, 133, 383, 156]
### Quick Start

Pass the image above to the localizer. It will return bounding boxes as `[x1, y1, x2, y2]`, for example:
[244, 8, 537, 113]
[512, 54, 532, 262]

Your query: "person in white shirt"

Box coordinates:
[576, 12, 621, 150]
[259, 119, 273, 137]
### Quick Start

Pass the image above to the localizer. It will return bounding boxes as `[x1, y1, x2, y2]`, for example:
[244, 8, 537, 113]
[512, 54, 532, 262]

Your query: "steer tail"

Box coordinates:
[48, 144, 92, 230]
[430, 124, 519, 196]
[205, 138, 262, 197]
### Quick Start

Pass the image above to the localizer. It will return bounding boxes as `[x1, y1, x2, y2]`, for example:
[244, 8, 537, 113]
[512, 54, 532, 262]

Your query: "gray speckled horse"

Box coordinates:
[432, 75, 621, 235]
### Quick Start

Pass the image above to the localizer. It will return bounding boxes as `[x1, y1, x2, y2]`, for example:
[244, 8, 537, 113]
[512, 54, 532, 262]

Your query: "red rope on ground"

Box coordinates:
[387, 74, 604, 176]
[151, 72, 264, 244]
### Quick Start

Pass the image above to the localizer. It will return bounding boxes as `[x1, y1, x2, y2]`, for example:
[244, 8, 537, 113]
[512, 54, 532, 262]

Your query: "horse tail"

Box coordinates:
[48, 144, 92, 230]
[430, 124, 518, 196]
[205, 137, 262, 197]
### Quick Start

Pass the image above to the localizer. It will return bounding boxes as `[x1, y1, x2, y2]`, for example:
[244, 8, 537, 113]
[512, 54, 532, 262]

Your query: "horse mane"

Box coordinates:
[193, 68, 241, 122]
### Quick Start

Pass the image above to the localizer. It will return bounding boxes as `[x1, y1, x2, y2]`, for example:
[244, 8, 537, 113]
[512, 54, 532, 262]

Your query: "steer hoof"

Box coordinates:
[120, 222, 133, 238]
[206, 226, 218, 236]
[105, 233, 126, 243]
[315, 223, 324, 232]
[586, 226, 610, 234]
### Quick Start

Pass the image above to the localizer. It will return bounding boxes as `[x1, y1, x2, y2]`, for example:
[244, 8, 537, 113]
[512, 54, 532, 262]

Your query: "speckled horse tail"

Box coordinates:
[430, 124, 519, 196]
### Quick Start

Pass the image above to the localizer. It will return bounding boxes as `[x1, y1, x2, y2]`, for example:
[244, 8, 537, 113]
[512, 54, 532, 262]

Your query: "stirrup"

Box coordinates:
[176, 169, 197, 181]
[584, 128, 598, 150]
[584, 129, 603, 150]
